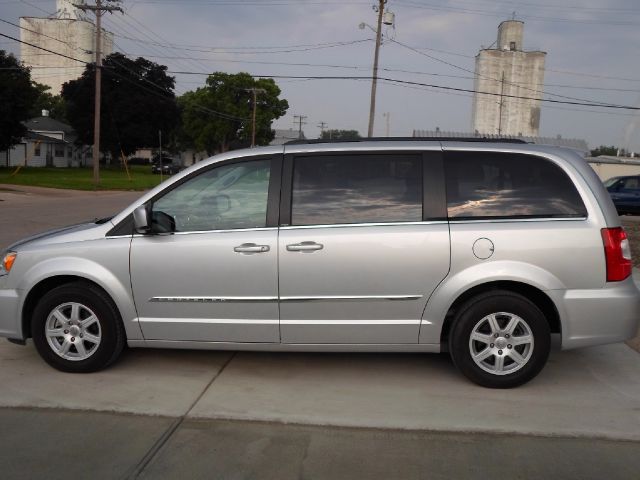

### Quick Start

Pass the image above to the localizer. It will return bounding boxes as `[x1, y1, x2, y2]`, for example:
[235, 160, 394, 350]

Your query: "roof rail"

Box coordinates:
[285, 137, 529, 145]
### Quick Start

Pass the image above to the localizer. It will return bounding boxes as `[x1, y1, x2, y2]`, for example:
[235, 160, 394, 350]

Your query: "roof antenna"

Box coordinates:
[512, 11, 517, 20]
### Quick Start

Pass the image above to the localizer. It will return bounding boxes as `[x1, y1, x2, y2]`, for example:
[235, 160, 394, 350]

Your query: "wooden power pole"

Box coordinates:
[245, 87, 266, 147]
[367, 0, 386, 138]
[76, 0, 122, 185]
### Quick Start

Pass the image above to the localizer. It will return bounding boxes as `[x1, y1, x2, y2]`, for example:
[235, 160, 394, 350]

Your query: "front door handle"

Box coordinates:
[286, 241, 324, 252]
[234, 243, 270, 254]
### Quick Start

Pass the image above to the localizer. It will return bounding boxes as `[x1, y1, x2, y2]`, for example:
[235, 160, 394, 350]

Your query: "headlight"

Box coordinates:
[0, 252, 17, 276]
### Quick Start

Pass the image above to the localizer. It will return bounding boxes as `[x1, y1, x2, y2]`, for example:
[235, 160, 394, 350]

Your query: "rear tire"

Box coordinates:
[449, 290, 550, 388]
[31, 281, 126, 373]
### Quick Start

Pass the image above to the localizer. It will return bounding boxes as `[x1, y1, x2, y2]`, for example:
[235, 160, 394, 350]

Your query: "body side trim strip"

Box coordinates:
[280, 294, 423, 301]
[149, 296, 278, 303]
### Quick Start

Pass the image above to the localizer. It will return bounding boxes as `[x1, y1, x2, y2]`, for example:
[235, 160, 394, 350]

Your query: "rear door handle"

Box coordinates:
[286, 241, 324, 252]
[234, 243, 270, 254]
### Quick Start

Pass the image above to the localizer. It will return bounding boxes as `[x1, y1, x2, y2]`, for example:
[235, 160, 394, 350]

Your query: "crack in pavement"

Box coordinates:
[123, 351, 238, 480]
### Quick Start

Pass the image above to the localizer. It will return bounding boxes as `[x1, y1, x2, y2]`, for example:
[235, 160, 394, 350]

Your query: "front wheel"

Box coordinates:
[31, 282, 126, 373]
[449, 290, 551, 388]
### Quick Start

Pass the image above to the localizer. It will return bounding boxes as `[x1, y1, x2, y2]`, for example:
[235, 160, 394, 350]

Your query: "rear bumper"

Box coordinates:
[0, 287, 22, 340]
[549, 277, 640, 349]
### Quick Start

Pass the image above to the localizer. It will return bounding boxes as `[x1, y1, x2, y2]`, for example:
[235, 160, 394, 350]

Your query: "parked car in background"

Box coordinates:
[151, 154, 183, 175]
[605, 175, 640, 215]
[1, 139, 638, 388]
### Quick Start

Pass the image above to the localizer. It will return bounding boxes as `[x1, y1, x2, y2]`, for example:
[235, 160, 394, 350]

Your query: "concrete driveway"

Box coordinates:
[1, 184, 639, 479]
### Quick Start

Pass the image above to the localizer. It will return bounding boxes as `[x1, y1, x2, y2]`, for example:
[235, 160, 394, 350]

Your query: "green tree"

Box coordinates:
[62, 53, 178, 160]
[320, 129, 361, 141]
[31, 82, 67, 122]
[590, 145, 624, 157]
[0, 50, 39, 151]
[179, 72, 288, 154]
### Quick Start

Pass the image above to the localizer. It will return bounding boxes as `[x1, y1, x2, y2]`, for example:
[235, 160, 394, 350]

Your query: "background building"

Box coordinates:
[0, 110, 89, 168]
[471, 20, 546, 137]
[19, 0, 113, 94]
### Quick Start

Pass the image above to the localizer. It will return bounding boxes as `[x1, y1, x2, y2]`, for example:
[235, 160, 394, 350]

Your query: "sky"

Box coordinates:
[1, 0, 640, 152]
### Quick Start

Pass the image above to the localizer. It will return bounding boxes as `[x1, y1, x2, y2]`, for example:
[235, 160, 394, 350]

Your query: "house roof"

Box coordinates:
[24, 116, 75, 135]
[25, 131, 67, 144]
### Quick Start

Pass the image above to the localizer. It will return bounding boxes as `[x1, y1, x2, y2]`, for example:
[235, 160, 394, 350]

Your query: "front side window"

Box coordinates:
[445, 152, 587, 219]
[152, 158, 270, 232]
[54, 145, 64, 157]
[291, 154, 422, 226]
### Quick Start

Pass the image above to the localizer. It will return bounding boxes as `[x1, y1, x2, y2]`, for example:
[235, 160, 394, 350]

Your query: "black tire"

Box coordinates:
[448, 290, 550, 388]
[31, 281, 126, 373]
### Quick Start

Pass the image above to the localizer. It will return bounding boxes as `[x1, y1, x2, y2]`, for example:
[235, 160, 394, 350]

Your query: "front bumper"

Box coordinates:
[549, 276, 640, 350]
[0, 288, 22, 340]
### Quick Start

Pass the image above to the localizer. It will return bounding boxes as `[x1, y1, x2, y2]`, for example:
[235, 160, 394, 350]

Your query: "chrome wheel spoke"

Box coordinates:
[504, 316, 519, 335]
[80, 315, 98, 329]
[70, 303, 80, 322]
[470, 332, 493, 345]
[52, 310, 68, 326]
[494, 354, 505, 372]
[511, 334, 533, 346]
[507, 349, 526, 365]
[486, 314, 500, 334]
[58, 339, 72, 356]
[46, 327, 64, 338]
[473, 348, 493, 362]
[83, 333, 100, 345]
[74, 340, 87, 357]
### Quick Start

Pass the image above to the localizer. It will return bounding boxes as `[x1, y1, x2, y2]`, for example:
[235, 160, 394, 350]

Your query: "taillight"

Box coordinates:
[601, 227, 632, 282]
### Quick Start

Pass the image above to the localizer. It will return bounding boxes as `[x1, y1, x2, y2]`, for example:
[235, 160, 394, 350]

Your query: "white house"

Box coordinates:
[0, 111, 90, 168]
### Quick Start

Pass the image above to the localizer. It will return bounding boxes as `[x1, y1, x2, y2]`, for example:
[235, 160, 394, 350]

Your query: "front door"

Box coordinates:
[130, 156, 280, 343]
[278, 151, 450, 344]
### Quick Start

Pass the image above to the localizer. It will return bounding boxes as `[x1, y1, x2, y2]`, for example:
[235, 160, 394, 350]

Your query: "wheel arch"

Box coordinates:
[22, 276, 122, 339]
[438, 280, 561, 349]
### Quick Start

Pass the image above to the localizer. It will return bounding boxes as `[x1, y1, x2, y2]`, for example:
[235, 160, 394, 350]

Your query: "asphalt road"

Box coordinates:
[1, 184, 639, 479]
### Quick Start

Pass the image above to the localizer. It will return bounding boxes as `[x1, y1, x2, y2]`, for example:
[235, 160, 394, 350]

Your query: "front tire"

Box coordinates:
[31, 282, 126, 373]
[449, 290, 551, 388]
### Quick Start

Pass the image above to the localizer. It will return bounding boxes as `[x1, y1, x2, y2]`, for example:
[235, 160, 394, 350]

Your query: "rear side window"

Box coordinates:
[444, 152, 587, 219]
[291, 154, 422, 226]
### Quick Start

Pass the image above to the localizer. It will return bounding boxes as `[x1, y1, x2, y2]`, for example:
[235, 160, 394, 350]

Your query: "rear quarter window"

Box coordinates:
[444, 151, 587, 219]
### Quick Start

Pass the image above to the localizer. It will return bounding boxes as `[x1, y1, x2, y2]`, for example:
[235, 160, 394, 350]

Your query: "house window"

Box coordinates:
[54, 145, 65, 157]
[34, 144, 41, 156]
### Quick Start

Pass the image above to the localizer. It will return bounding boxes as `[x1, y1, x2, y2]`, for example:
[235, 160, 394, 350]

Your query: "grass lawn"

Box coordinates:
[0, 165, 165, 191]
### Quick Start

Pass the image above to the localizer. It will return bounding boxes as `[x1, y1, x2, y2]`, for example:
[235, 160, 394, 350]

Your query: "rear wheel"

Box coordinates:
[449, 290, 550, 388]
[31, 282, 125, 373]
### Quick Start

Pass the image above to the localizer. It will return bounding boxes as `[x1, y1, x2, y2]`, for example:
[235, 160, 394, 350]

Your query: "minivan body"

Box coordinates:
[1, 140, 638, 388]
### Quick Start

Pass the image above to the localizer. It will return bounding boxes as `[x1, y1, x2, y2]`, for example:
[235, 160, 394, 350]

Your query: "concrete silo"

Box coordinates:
[20, 0, 113, 94]
[471, 20, 546, 137]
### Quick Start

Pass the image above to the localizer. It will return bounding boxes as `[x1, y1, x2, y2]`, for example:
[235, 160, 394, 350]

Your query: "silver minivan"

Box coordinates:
[1, 139, 638, 388]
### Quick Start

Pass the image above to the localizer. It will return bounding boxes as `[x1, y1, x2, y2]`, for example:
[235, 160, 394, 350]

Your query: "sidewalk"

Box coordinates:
[1, 340, 639, 441]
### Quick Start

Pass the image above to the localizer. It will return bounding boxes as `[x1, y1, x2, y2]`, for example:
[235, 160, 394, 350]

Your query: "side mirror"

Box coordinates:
[133, 205, 151, 234]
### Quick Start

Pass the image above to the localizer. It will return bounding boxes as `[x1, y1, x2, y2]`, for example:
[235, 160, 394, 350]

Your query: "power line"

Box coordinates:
[393, 1, 640, 27]
[0, 32, 88, 63]
[166, 72, 640, 111]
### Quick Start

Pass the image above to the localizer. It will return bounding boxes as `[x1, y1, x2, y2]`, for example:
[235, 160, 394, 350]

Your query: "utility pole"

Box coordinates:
[76, 0, 122, 185]
[497, 71, 505, 135]
[158, 130, 163, 183]
[367, 0, 386, 138]
[293, 115, 307, 139]
[245, 88, 266, 147]
[317, 121, 328, 139]
[382, 112, 390, 137]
